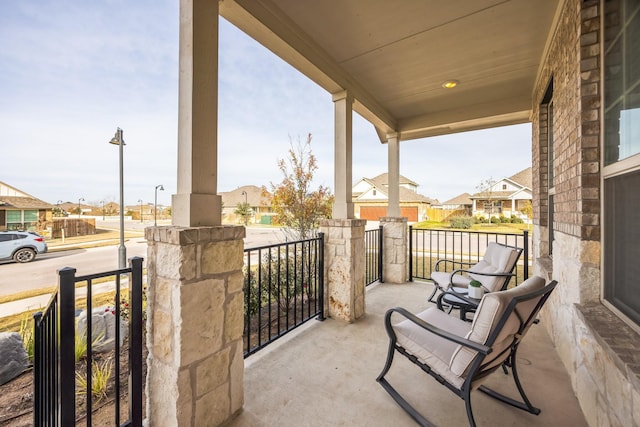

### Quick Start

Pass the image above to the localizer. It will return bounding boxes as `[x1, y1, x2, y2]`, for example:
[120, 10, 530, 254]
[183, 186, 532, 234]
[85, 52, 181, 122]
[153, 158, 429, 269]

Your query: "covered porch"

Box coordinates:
[145, 0, 639, 425]
[232, 280, 586, 426]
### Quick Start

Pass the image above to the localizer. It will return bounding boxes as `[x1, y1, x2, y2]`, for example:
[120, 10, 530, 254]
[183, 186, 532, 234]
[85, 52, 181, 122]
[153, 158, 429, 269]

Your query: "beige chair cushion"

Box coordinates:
[449, 276, 546, 377]
[468, 242, 520, 292]
[394, 307, 472, 388]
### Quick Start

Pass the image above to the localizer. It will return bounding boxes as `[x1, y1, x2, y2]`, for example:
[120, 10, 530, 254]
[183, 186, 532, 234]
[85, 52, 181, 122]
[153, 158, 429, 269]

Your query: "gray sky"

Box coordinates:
[1, 1, 532, 207]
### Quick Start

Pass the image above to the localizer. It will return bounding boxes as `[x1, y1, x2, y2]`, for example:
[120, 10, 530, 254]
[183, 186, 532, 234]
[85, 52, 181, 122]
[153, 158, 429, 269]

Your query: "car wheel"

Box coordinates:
[14, 248, 36, 263]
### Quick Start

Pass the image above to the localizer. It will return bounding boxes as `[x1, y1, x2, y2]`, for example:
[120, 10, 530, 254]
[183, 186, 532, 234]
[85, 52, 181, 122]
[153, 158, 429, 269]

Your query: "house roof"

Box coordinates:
[369, 173, 418, 188]
[441, 192, 472, 206]
[0, 196, 53, 210]
[220, 1, 561, 141]
[354, 174, 435, 204]
[507, 167, 532, 188]
[220, 185, 271, 207]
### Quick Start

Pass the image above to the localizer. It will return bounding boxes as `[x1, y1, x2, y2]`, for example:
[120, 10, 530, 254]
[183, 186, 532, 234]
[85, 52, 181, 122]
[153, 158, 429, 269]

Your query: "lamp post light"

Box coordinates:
[138, 199, 143, 223]
[78, 197, 85, 218]
[241, 190, 248, 226]
[109, 127, 126, 269]
[154, 184, 164, 226]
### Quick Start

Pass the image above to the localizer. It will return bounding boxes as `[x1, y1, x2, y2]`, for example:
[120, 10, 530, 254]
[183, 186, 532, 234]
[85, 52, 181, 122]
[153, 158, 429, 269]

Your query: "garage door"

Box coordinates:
[359, 206, 418, 222]
[360, 206, 387, 220]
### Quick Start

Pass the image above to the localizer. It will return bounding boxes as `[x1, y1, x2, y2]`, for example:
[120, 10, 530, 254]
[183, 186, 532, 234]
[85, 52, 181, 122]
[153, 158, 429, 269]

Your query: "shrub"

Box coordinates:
[474, 216, 488, 224]
[490, 216, 501, 224]
[510, 215, 524, 224]
[19, 314, 34, 362]
[450, 216, 474, 229]
[76, 360, 113, 403]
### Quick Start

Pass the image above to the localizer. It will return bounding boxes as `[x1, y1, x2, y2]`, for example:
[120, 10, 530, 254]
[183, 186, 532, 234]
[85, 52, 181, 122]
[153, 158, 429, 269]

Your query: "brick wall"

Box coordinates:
[532, 0, 600, 243]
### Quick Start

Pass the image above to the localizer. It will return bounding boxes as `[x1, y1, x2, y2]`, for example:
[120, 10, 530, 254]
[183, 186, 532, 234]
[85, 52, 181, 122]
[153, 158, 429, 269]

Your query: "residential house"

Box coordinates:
[220, 185, 272, 224]
[429, 192, 473, 221]
[138, 1, 639, 426]
[352, 173, 435, 222]
[0, 181, 52, 231]
[470, 167, 532, 219]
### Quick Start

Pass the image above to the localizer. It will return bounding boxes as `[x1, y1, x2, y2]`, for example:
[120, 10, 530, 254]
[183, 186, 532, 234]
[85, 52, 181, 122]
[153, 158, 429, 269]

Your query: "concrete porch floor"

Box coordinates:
[229, 280, 587, 427]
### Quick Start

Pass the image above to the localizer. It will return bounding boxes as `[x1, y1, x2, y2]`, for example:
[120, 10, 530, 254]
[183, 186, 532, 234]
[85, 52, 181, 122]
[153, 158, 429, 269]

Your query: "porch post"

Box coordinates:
[146, 1, 243, 426]
[387, 133, 400, 217]
[172, 0, 222, 227]
[320, 91, 364, 322]
[332, 90, 354, 219]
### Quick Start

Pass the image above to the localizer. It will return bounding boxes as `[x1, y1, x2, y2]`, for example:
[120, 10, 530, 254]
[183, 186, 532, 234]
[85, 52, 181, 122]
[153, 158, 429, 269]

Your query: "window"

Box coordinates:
[502, 184, 507, 190]
[540, 77, 554, 257]
[603, 0, 640, 326]
[5, 210, 38, 230]
[548, 101, 555, 255]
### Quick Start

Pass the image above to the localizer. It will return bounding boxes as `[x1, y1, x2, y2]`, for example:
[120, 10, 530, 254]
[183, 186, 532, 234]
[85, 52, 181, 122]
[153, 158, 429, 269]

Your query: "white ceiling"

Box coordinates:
[220, 0, 562, 142]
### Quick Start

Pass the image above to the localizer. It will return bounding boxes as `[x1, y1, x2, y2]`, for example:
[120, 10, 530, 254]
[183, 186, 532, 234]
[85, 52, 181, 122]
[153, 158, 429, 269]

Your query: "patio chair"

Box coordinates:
[377, 275, 557, 427]
[427, 242, 523, 305]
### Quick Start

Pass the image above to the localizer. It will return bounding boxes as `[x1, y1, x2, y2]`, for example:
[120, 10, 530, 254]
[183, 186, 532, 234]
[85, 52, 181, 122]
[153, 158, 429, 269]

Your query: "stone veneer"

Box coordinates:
[319, 219, 366, 322]
[380, 217, 407, 284]
[145, 226, 245, 426]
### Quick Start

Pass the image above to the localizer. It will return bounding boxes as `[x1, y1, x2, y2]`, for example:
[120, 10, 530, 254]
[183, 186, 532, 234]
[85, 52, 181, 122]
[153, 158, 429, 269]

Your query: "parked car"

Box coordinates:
[0, 231, 48, 263]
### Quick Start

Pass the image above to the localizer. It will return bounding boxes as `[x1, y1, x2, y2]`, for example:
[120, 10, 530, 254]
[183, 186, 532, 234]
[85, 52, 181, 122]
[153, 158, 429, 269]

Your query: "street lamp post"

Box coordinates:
[154, 184, 164, 226]
[109, 128, 127, 269]
[138, 199, 143, 223]
[78, 197, 85, 218]
[241, 190, 248, 226]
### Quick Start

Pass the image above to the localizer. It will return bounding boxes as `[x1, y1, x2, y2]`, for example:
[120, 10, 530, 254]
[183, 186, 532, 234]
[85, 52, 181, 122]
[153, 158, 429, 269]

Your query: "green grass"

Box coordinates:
[412, 220, 531, 234]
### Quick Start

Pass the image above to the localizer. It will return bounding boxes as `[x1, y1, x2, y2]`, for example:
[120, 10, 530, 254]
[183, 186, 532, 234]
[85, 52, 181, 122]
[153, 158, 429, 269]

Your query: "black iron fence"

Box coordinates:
[33, 257, 144, 427]
[365, 226, 383, 285]
[243, 234, 324, 357]
[409, 227, 530, 285]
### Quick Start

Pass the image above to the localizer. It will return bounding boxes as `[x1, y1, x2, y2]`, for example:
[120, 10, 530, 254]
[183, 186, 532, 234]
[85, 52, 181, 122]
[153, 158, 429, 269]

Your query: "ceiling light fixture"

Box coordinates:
[442, 80, 459, 89]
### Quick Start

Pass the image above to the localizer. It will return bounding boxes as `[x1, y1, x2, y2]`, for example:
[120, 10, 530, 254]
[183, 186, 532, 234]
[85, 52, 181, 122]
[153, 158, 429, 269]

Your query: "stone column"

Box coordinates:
[319, 219, 366, 322]
[146, 226, 245, 426]
[381, 217, 408, 283]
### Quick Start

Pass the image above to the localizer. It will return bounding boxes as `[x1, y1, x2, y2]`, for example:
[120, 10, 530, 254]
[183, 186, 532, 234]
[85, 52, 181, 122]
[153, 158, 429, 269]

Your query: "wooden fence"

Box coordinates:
[50, 218, 96, 238]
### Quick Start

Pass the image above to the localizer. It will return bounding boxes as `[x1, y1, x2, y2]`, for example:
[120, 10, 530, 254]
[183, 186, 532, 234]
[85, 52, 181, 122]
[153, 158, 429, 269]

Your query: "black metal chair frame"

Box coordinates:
[377, 280, 558, 427]
[435, 269, 517, 321]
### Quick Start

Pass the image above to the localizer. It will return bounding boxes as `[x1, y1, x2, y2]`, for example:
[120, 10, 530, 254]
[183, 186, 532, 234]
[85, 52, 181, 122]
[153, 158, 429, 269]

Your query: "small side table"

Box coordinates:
[436, 287, 482, 321]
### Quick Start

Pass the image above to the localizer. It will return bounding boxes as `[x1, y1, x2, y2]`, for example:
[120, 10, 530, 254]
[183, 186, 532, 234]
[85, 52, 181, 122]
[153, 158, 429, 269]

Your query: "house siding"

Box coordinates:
[533, 1, 640, 425]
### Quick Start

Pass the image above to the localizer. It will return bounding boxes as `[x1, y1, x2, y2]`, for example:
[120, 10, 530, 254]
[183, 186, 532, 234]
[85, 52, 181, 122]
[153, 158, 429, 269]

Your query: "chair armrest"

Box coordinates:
[447, 268, 516, 290]
[434, 258, 476, 272]
[384, 307, 492, 354]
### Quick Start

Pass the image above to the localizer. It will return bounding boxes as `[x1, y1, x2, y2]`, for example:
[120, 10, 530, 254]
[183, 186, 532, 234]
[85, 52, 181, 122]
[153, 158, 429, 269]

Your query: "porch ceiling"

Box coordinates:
[220, 0, 562, 142]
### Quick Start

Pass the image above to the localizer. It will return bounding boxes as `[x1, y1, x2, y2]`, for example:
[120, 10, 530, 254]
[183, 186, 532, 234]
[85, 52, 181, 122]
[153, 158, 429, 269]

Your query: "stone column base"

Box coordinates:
[145, 226, 245, 426]
[319, 219, 366, 322]
[380, 217, 408, 284]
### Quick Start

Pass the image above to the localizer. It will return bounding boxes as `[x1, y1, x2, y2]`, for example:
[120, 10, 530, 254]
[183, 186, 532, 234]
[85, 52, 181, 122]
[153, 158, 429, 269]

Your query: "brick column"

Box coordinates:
[145, 226, 245, 426]
[381, 217, 407, 283]
[319, 219, 366, 322]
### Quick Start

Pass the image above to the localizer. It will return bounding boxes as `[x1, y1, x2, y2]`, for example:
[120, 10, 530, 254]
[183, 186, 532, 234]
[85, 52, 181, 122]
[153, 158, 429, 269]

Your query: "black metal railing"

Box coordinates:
[409, 227, 530, 286]
[365, 226, 383, 285]
[33, 257, 144, 427]
[243, 234, 324, 357]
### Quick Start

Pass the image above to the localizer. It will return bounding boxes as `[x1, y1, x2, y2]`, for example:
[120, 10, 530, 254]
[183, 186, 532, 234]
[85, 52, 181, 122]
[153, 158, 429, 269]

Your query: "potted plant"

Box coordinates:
[468, 279, 484, 299]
